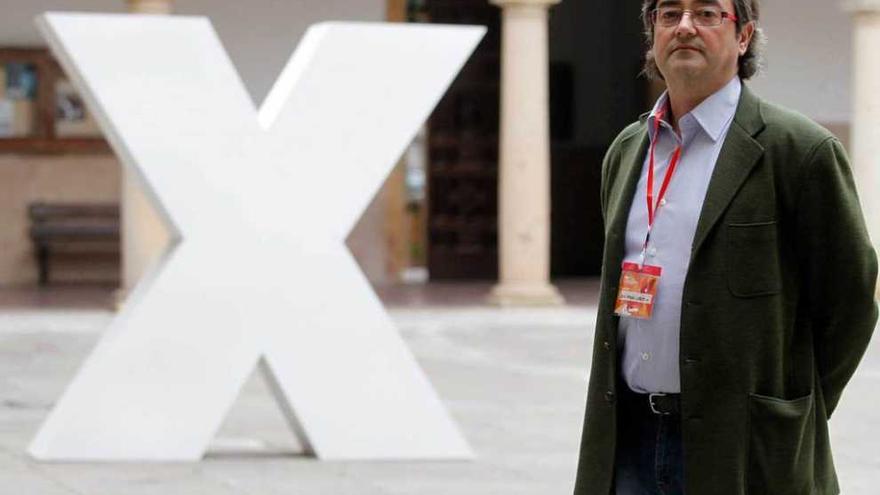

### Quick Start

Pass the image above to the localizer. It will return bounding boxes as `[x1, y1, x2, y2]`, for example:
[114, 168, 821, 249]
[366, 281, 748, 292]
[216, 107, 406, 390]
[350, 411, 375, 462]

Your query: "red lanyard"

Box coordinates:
[642, 107, 682, 262]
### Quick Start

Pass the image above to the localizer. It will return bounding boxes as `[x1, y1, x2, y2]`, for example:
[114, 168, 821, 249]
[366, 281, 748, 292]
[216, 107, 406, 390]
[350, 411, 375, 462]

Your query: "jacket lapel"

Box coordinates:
[690, 85, 766, 261]
[605, 127, 649, 267]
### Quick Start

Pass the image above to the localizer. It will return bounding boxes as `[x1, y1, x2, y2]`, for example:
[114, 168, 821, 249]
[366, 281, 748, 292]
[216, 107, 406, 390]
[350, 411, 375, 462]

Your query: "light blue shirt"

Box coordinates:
[618, 76, 742, 394]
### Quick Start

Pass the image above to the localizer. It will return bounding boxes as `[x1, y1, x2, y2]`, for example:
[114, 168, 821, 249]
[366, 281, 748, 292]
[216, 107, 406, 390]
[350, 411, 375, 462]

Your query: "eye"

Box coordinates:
[696, 7, 721, 20]
[658, 8, 682, 22]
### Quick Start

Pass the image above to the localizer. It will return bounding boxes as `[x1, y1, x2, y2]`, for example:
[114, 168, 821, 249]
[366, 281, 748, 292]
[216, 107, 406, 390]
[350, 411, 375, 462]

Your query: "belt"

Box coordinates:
[620, 385, 681, 416]
[646, 392, 680, 415]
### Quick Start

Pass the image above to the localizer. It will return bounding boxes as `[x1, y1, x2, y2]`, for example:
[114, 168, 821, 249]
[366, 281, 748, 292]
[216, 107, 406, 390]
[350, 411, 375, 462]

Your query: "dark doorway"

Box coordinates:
[416, 0, 647, 279]
[548, 2, 649, 277]
[415, 0, 501, 280]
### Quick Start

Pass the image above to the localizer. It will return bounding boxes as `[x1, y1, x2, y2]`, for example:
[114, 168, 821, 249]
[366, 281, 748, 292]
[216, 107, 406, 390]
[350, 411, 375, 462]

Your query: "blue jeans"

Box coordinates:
[613, 382, 685, 495]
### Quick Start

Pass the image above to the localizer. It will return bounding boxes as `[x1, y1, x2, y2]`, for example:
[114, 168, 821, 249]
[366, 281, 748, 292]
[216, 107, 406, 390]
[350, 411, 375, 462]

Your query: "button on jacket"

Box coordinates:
[573, 85, 878, 495]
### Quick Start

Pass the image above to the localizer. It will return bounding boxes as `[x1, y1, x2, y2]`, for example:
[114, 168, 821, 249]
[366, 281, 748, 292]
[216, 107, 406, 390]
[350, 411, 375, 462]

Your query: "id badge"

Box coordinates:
[614, 262, 662, 320]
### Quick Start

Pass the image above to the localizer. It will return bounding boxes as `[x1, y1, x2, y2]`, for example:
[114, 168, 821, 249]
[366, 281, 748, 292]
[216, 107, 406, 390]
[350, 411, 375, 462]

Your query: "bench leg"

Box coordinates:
[37, 246, 49, 287]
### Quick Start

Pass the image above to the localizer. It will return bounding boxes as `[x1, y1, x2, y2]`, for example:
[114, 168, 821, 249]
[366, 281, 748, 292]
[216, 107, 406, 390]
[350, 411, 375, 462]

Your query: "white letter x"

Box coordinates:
[29, 13, 483, 461]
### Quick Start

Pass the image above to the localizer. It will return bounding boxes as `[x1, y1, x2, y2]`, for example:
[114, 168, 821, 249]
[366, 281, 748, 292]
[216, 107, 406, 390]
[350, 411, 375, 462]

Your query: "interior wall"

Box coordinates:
[173, 0, 386, 105]
[748, 0, 852, 127]
[0, 0, 385, 105]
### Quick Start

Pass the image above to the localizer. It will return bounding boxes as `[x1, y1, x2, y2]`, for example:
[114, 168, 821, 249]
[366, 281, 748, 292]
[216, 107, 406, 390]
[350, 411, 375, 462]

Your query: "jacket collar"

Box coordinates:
[647, 77, 742, 143]
[637, 81, 765, 134]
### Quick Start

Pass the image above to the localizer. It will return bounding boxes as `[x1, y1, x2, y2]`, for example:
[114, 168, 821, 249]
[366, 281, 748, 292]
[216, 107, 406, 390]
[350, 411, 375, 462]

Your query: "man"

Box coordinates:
[573, 1, 878, 494]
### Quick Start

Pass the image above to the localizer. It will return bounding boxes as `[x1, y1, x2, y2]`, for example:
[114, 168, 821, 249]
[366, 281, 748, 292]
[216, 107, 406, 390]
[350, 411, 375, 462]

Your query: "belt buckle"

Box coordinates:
[649, 392, 671, 415]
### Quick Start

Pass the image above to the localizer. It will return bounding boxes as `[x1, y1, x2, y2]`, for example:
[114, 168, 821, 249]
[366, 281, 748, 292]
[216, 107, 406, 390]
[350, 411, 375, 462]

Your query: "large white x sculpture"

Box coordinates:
[29, 12, 484, 461]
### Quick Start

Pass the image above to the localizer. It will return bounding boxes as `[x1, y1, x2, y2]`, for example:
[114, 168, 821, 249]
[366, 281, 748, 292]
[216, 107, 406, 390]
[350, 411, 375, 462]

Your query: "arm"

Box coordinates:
[797, 137, 879, 419]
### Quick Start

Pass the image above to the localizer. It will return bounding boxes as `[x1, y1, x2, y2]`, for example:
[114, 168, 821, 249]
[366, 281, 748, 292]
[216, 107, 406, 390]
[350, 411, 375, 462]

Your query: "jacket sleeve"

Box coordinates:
[796, 136, 879, 420]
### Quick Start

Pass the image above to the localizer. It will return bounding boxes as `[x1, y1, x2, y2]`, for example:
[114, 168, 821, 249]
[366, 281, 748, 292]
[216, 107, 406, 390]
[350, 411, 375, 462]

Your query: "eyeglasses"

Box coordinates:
[652, 6, 739, 27]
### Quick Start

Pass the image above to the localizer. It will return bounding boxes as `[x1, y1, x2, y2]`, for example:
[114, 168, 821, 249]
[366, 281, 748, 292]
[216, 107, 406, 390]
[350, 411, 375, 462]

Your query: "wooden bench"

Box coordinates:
[28, 202, 120, 286]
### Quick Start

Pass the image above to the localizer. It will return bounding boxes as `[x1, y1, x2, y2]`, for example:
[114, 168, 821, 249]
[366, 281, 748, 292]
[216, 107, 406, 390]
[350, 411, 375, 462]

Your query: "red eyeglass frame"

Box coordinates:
[652, 9, 739, 26]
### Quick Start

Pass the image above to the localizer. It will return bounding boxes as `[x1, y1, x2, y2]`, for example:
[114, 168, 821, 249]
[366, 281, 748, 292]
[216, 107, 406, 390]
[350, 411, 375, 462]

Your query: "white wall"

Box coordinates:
[175, 0, 385, 104]
[748, 0, 853, 125]
[0, 0, 384, 104]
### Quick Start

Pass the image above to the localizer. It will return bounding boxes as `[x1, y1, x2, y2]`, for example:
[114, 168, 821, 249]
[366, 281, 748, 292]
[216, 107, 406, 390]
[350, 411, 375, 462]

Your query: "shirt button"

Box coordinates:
[660, 198, 667, 206]
[648, 247, 658, 257]
[641, 352, 650, 361]
[603, 341, 611, 350]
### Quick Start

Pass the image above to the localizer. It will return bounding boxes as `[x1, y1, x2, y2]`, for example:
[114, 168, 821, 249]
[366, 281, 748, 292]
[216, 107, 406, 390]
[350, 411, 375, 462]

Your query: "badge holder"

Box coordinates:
[614, 262, 661, 319]
[613, 107, 679, 321]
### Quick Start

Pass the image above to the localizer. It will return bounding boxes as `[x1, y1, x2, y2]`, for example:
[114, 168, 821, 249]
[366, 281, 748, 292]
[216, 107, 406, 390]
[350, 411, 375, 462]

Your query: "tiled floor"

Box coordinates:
[0, 285, 118, 311]
[0, 281, 877, 494]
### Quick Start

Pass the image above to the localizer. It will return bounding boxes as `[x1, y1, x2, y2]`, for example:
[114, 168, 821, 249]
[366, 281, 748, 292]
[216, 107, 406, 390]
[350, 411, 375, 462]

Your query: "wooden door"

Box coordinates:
[422, 0, 501, 279]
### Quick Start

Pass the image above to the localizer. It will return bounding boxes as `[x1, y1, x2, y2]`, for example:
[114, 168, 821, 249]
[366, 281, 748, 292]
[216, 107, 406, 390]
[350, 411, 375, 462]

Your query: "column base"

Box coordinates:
[488, 282, 565, 307]
[113, 287, 128, 311]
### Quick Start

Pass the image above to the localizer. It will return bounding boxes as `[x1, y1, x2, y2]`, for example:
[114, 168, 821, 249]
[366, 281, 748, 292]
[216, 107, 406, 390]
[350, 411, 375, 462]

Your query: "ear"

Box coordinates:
[738, 21, 755, 56]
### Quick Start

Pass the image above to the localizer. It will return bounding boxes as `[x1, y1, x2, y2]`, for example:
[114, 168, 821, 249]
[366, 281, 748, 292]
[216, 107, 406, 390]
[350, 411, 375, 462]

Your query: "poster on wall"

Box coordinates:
[1, 63, 37, 137]
[0, 99, 11, 137]
[55, 78, 101, 137]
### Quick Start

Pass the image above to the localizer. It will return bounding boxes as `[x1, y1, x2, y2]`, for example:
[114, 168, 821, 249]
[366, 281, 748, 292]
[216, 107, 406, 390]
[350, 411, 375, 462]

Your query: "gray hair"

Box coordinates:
[640, 0, 766, 81]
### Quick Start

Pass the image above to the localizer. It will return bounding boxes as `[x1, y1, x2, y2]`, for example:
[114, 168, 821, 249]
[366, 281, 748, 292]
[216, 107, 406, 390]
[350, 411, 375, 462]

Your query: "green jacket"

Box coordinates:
[574, 85, 878, 495]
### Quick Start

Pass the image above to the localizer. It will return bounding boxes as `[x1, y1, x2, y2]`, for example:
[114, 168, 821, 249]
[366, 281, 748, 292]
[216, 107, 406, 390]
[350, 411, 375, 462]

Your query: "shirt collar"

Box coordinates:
[648, 76, 742, 143]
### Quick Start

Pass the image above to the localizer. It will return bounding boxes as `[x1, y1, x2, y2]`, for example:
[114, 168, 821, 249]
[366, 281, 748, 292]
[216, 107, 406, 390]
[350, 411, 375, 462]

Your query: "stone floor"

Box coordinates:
[0, 281, 878, 494]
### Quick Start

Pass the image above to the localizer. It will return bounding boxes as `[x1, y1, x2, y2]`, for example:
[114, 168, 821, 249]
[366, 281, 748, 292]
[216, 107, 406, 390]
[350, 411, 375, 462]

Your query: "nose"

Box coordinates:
[674, 11, 697, 36]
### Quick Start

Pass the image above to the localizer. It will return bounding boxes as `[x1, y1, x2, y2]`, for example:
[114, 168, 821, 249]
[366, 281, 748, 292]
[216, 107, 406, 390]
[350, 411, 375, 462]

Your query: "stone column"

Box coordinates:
[488, 0, 564, 306]
[119, 0, 173, 302]
[845, 0, 880, 298]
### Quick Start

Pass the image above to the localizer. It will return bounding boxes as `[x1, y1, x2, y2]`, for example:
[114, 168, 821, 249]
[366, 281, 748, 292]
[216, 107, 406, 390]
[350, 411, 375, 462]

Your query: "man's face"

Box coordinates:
[652, 0, 753, 85]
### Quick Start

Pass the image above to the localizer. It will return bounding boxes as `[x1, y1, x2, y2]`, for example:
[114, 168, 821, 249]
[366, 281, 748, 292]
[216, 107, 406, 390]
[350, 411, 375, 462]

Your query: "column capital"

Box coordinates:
[843, 0, 880, 14]
[489, 0, 561, 8]
[126, 0, 173, 14]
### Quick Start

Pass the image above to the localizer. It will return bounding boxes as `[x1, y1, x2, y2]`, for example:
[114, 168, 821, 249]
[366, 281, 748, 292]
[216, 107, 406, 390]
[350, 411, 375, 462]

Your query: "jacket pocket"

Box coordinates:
[726, 221, 782, 297]
[747, 391, 816, 495]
